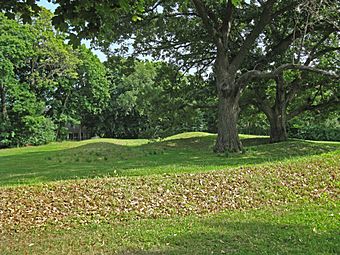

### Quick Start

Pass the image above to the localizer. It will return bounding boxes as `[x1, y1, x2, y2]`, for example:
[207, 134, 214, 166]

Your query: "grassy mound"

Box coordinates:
[0, 132, 339, 254]
[0, 132, 339, 186]
[1, 150, 339, 231]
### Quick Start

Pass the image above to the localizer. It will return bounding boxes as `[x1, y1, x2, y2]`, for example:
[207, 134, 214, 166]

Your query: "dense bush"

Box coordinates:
[289, 126, 340, 141]
[0, 121, 13, 148]
[14, 116, 56, 146]
[1, 116, 56, 147]
[288, 111, 340, 141]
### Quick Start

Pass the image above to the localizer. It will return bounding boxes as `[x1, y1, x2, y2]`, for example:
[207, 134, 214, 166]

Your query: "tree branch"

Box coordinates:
[274, 64, 339, 78]
[288, 97, 339, 120]
[237, 63, 339, 90]
[305, 46, 340, 65]
[230, 0, 277, 72]
[304, 31, 335, 65]
[191, 0, 219, 43]
[220, 0, 233, 45]
[285, 77, 301, 104]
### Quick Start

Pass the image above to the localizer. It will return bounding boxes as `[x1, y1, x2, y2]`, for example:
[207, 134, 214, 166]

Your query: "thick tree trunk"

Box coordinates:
[268, 110, 288, 143]
[254, 75, 289, 143]
[214, 52, 242, 153]
[269, 75, 288, 143]
[214, 90, 242, 152]
[0, 81, 8, 121]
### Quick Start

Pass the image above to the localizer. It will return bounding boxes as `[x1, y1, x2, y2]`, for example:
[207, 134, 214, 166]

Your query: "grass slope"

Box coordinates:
[2, 204, 339, 255]
[0, 132, 339, 254]
[0, 132, 339, 186]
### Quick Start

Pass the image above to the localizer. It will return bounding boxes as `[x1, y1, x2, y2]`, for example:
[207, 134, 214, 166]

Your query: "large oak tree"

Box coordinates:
[47, 0, 306, 152]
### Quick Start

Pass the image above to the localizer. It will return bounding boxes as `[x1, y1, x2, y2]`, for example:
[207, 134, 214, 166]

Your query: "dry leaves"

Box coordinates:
[0, 154, 339, 233]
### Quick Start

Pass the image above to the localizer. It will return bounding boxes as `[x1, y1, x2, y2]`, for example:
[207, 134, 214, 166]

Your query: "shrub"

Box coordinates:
[13, 116, 56, 146]
[0, 120, 14, 148]
[289, 126, 340, 141]
[289, 111, 340, 141]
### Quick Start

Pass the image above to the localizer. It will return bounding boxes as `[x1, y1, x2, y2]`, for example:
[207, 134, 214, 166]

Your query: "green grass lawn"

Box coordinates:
[2, 204, 339, 255]
[0, 132, 339, 186]
[0, 132, 339, 254]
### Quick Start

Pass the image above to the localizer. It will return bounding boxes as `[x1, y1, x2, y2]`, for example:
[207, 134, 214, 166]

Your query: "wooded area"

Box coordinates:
[1, 1, 340, 254]
[0, 0, 339, 150]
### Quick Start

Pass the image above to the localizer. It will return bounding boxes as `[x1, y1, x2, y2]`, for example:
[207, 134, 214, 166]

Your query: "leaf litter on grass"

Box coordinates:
[0, 152, 339, 234]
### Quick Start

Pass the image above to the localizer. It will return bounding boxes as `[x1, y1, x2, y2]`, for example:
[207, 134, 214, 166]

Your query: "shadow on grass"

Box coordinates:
[6, 215, 337, 255]
[122, 221, 339, 255]
[0, 135, 338, 186]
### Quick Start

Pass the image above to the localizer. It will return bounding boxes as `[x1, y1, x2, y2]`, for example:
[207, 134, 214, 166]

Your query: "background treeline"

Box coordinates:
[0, 10, 109, 147]
[0, 10, 339, 148]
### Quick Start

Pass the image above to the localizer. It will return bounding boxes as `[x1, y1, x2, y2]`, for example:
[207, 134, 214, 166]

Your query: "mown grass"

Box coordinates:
[0, 132, 339, 186]
[0, 132, 339, 254]
[1, 203, 339, 255]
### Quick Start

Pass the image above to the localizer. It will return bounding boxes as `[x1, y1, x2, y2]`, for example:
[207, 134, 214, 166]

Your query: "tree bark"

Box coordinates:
[215, 90, 242, 152]
[0, 81, 8, 121]
[252, 75, 289, 143]
[56, 91, 70, 140]
[214, 52, 242, 153]
[268, 75, 288, 143]
[268, 109, 288, 143]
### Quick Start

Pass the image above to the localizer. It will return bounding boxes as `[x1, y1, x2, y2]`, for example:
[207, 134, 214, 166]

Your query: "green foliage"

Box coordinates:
[13, 116, 56, 146]
[290, 126, 340, 141]
[1, 106, 56, 147]
[238, 105, 269, 135]
[0, 0, 41, 22]
[289, 111, 340, 141]
[0, 11, 110, 147]
[231, 0, 242, 6]
[51, 0, 145, 46]
[76, 46, 110, 115]
[98, 57, 213, 139]
[0, 121, 13, 148]
[69, 46, 110, 137]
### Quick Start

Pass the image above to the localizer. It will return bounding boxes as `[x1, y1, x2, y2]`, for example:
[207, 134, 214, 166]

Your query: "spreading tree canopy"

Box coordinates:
[2, 0, 338, 151]
[46, 0, 304, 152]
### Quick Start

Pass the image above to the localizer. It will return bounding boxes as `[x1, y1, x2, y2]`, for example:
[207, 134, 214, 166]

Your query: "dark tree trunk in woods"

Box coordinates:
[0, 81, 8, 121]
[259, 105, 288, 143]
[214, 52, 242, 153]
[56, 92, 70, 139]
